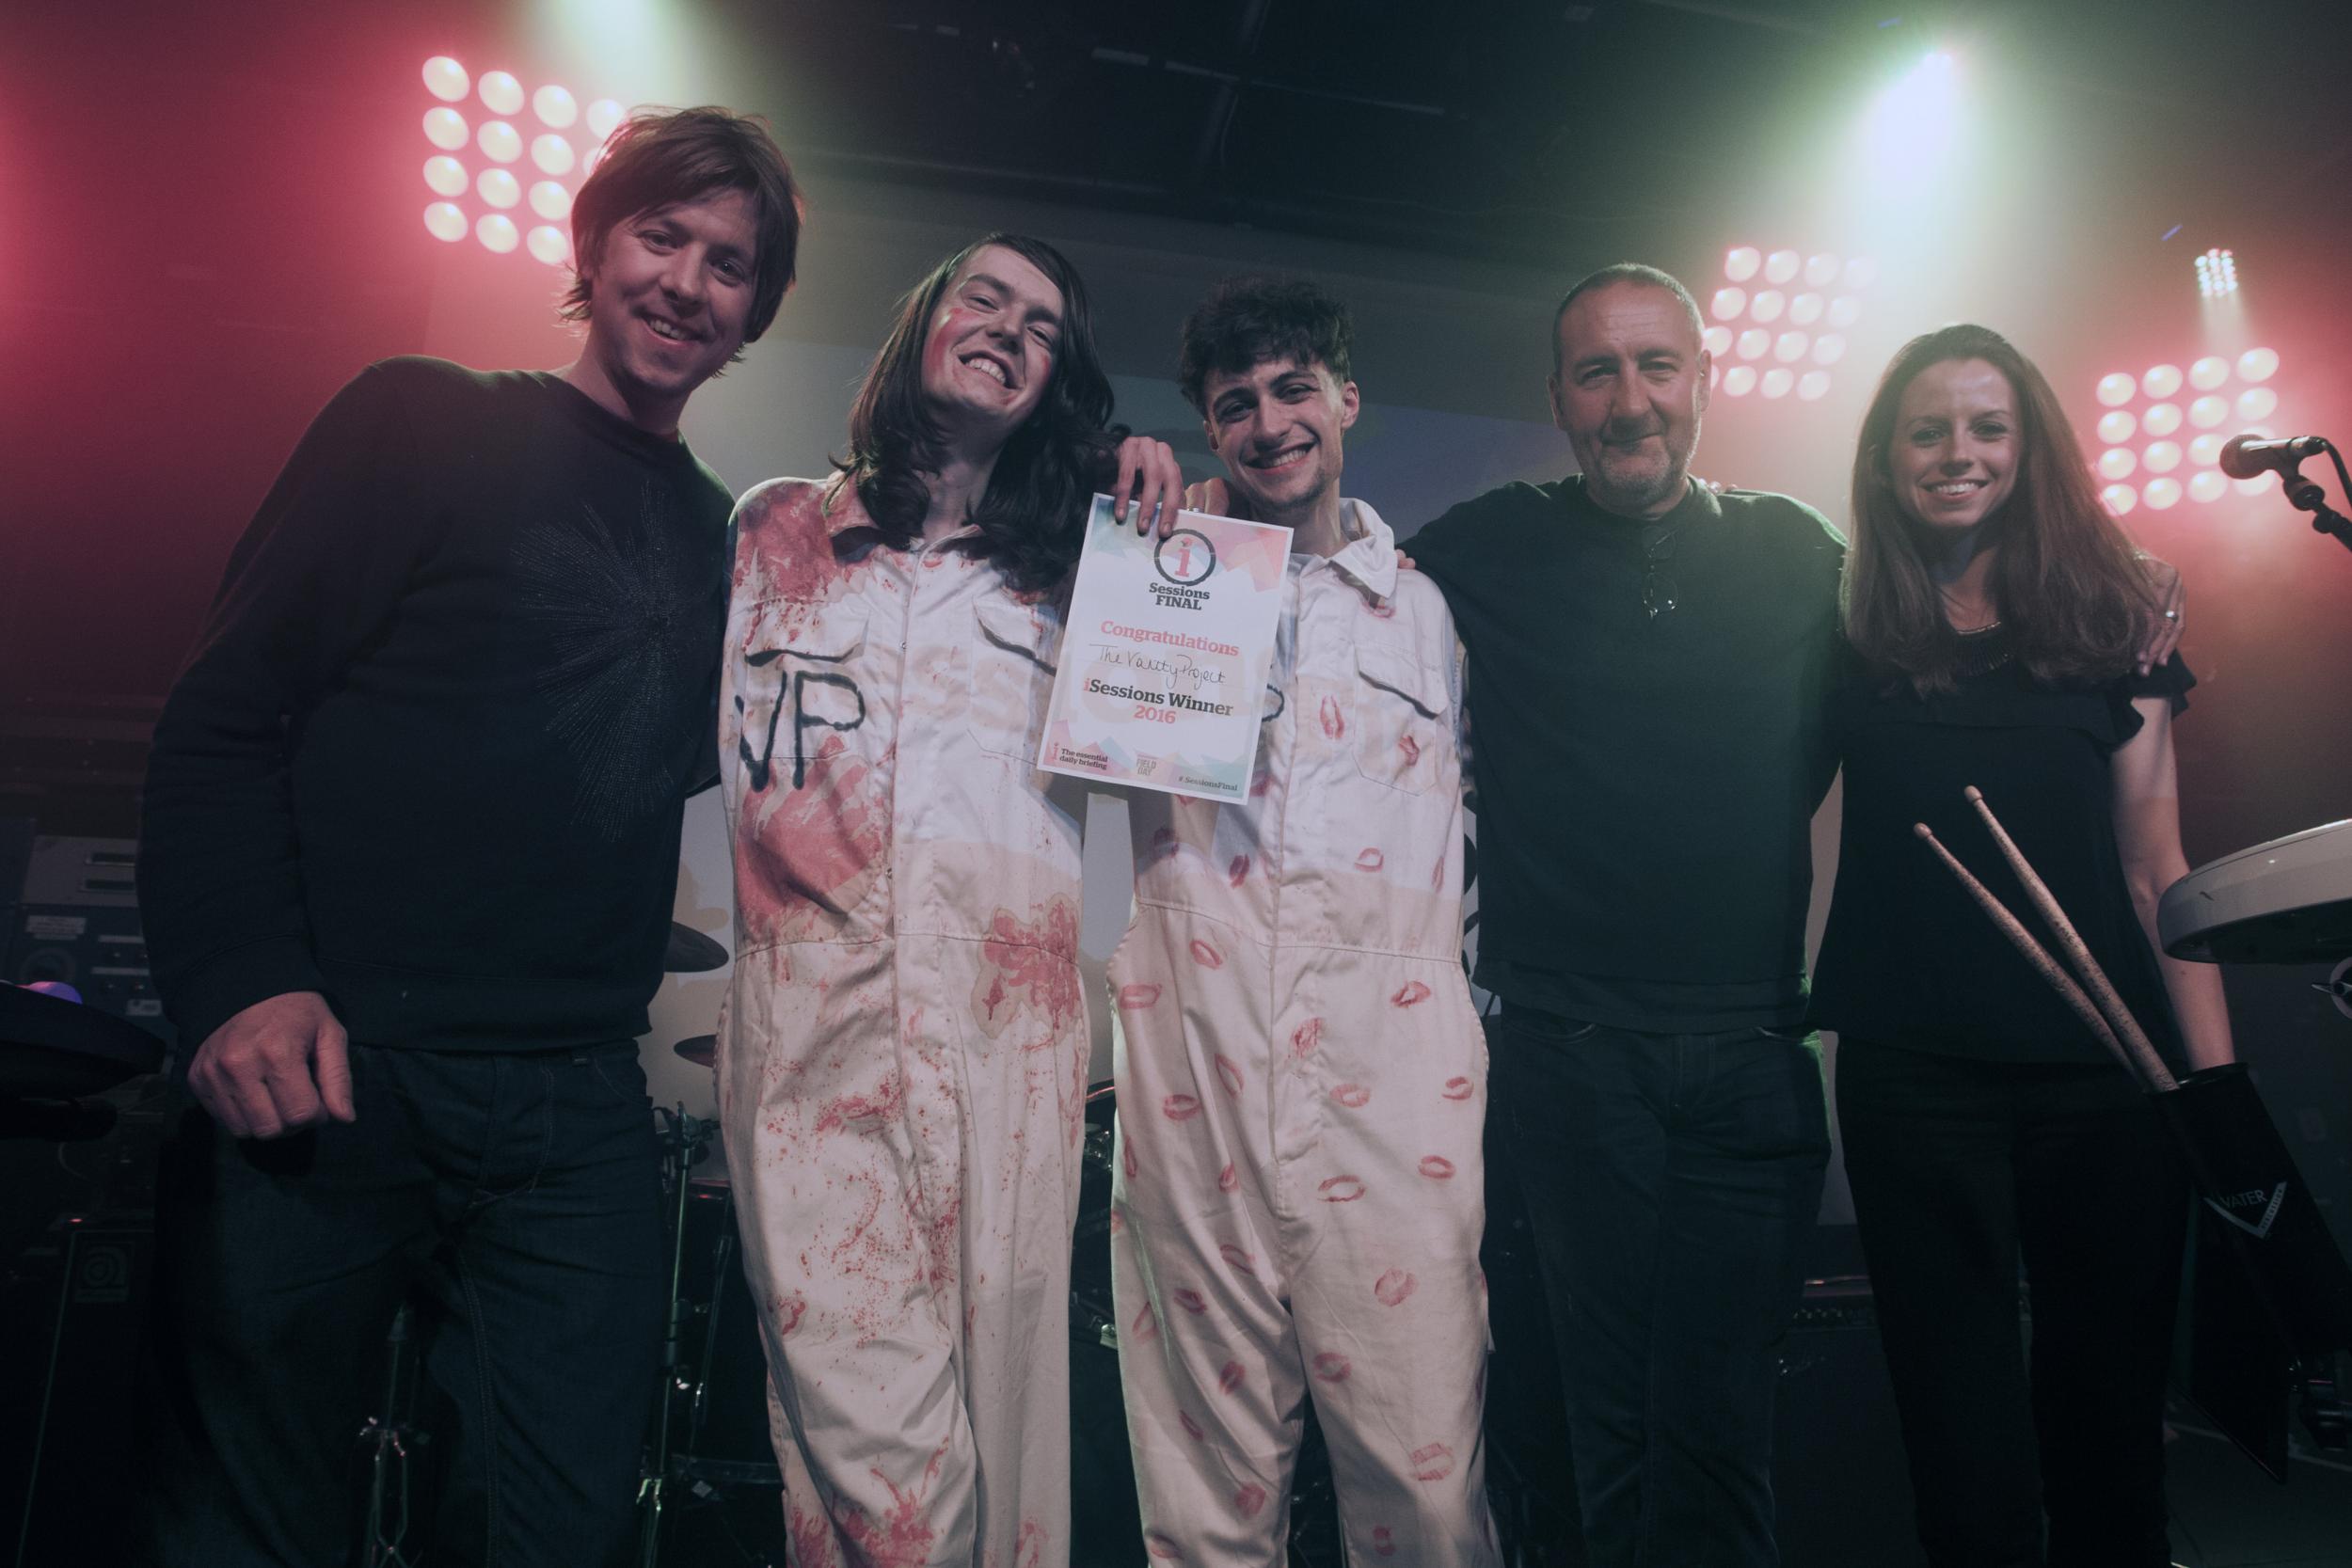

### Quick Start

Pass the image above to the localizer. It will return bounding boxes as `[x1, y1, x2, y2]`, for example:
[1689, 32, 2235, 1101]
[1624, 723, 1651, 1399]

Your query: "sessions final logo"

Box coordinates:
[1152, 527, 1216, 610]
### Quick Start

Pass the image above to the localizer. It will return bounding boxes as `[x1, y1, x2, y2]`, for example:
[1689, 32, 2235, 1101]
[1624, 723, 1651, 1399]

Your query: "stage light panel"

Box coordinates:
[476, 213, 519, 253]
[533, 84, 578, 127]
[1711, 287, 1747, 322]
[478, 71, 525, 116]
[2189, 356, 2230, 390]
[424, 107, 469, 150]
[2236, 346, 2278, 382]
[1826, 296, 1860, 327]
[478, 119, 522, 163]
[1737, 328, 1770, 360]
[1843, 256, 1879, 290]
[2194, 247, 2237, 298]
[2142, 440, 2182, 474]
[423, 56, 469, 103]
[1812, 334, 1845, 366]
[1788, 293, 1823, 325]
[2187, 396, 2228, 429]
[2141, 403, 2182, 436]
[2187, 433, 2224, 467]
[1725, 246, 1761, 282]
[2096, 410, 2137, 445]
[1724, 365, 1757, 396]
[1804, 252, 1840, 287]
[2143, 477, 2183, 510]
[423, 155, 468, 197]
[1703, 325, 1733, 357]
[1798, 371, 1831, 401]
[2141, 364, 2183, 400]
[424, 202, 468, 242]
[477, 167, 521, 209]
[2188, 469, 2228, 502]
[2098, 448, 2137, 481]
[2237, 387, 2278, 420]
[2095, 372, 2137, 407]
[1750, 290, 1786, 324]
[1774, 332, 1808, 362]
[1760, 368, 1793, 399]
[529, 181, 571, 220]
[586, 99, 626, 140]
[532, 134, 575, 175]
[527, 225, 570, 265]
[1765, 249, 1800, 284]
[2101, 483, 2137, 515]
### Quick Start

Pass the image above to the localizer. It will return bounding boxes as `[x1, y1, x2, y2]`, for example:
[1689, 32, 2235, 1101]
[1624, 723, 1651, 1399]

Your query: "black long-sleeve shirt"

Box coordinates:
[139, 356, 732, 1052]
[1408, 474, 1847, 1030]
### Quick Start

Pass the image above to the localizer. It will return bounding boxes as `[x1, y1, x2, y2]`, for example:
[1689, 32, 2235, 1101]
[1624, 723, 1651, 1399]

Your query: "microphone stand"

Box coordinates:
[2274, 441, 2352, 557]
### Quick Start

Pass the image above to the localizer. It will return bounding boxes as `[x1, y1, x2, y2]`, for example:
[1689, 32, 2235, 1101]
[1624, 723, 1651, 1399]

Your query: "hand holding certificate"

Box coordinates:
[1039, 494, 1291, 802]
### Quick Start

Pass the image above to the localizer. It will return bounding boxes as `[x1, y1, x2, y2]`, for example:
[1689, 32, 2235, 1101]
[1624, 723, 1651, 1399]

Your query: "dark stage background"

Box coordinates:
[4, 0, 2349, 1291]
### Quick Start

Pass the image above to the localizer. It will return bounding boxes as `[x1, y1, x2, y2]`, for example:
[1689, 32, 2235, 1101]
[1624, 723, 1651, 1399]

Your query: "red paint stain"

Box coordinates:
[1441, 1076, 1474, 1101]
[1108, 1210, 1125, 1234]
[1374, 1268, 1418, 1307]
[1189, 939, 1224, 969]
[1178, 1412, 1205, 1441]
[1214, 1054, 1245, 1100]
[1228, 854, 1251, 886]
[1419, 1156, 1456, 1180]
[1122, 1141, 1138, 1178]
[1218, 1243, 1255, 1275]
[1217, 1360, 1246, 1395]
[1372, 1526, 1397, 1558]
[1172, 1287, 1209, 1315]
[977, 899, 1082, 1032]
[788, 1506, 841, 1568]
[1119, 982, 1165, 1010]
[771, 1291, 807, 1335]
[1152, 826, 1182, 862]
[1391, 980, 1432, 1007]
[815, 1069, 905, 1135]
[1233, 1484, 1268, 1519]
[1129, 1304, 1159, 1343]
[1290, 1017, 1326, 1058]
[1320, 695, 1346, 739]
[1411, 1442, 1456, 1482]
[1318, 1175, 1366, 1203]
[1016, 1517, 1048, 1568]
[1217, 1163, 1239, 1193]
[1398, 733, 1421, 767]
[1332, 1083, 1371, 1108]
[831, 1442, 948, 1568]
[1146, 1530, 1187, 1560]
[1163, 1094, 1202, 1122]
[1312, 1352, 1352, 1383]
[739, 744, 886, 939]
[1355, 847, 1385, 872]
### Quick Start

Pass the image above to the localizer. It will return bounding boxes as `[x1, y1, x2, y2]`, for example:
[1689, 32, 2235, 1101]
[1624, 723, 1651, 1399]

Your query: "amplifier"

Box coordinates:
[5, 836, 171, 1047]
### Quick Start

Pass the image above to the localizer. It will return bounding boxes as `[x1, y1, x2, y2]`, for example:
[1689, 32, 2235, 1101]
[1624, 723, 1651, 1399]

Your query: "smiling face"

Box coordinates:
[574, 188, 757, 434]
[1200, 355, 1359, 522]
[917, 244, 1063, 446]
[1885, 356, 2022, 535]
[1549, 280, 1710, 518]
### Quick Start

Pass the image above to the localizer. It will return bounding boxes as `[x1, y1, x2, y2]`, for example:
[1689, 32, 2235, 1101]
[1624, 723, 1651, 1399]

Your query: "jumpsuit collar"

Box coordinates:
[1314, 498, 1398, 608]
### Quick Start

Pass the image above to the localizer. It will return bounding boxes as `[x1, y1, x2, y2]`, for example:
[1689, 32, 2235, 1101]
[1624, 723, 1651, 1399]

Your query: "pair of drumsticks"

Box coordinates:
[1915, 789, 2179, 1093]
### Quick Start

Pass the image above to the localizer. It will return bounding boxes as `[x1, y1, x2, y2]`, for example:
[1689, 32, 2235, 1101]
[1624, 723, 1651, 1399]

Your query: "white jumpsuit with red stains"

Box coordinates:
[717, 476, 1089, 1568]
[1108, 500, 1499, 1566]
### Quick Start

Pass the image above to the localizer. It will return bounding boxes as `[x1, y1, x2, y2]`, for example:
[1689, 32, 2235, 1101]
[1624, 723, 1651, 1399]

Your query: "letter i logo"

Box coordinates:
[1154, 527, 1216, 587]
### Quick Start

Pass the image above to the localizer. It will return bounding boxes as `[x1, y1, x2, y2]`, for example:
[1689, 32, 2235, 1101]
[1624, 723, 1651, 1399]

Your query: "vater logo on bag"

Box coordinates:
[2204, 1182, 2288, 1240]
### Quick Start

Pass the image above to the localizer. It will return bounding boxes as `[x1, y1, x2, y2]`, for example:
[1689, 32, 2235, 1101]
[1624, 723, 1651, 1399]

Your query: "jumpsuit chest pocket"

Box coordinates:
[965, 597, 1060, 762]
[735, 599, 872, 796]
[1348, 640, 1449, 796]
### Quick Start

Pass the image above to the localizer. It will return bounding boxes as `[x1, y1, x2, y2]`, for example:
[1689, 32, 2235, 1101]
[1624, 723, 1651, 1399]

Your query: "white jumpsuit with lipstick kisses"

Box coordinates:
[1108, 500, 1500, 1566]
[717, 475, 1089, 1568]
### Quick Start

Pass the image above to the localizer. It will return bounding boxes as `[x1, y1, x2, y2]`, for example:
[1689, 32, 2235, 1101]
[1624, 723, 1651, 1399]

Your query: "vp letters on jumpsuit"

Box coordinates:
[717, 476, 1090, 1567]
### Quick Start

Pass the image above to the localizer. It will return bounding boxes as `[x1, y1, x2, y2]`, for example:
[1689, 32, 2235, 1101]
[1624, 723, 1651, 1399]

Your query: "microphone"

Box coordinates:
[2218, 433, 2329, 480]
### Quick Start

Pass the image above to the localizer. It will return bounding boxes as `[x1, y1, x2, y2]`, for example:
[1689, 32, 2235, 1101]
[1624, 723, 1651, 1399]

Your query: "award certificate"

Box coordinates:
[1038, 495, 1292, 802]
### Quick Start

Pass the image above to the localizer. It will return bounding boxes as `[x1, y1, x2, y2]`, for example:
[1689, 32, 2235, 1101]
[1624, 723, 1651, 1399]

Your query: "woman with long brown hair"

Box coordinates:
[1809, 323, 2233, 1566]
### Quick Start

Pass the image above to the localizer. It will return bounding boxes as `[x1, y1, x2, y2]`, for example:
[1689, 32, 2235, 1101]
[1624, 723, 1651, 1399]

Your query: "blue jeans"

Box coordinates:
[1491, 1005, 1829, 1568]
[138, 1040, 665, 1568]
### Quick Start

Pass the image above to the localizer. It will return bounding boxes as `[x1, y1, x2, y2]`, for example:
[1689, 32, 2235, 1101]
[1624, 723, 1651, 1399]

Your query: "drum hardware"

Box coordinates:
[638, 1101, 721, 1565]
[673, 1035, 716, 1069]
[663, 925, 730, 974]
[1, 981, 164, 1141]
[357, 1303, 426, 1568]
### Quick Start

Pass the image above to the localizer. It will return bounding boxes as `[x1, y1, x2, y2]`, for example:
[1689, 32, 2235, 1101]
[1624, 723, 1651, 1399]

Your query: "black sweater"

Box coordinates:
[1410, 475, 1846, 1028]
[139, 357, 732, 1052]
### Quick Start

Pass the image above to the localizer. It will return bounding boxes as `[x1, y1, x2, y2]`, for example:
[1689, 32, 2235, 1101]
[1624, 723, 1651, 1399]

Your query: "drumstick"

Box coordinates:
[1963, 786, 2177, 1091]
[1912, 824, 2169, 1089]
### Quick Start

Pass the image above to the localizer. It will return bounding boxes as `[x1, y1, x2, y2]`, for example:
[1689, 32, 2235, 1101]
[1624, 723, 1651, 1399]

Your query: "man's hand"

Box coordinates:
[1183, 476, 1238, 521]
[1109, 437, 1185, 539]
[187, 990, 356, 1139]
[2136, 555, 2186, 674]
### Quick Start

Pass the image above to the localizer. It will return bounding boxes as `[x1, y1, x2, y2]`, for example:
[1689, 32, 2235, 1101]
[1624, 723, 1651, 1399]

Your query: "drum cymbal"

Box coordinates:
[663, 923, 729, 974]
[674, 1035, 716, 1069]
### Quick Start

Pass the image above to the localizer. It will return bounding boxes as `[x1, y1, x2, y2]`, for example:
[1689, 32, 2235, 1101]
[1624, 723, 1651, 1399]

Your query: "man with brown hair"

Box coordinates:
[135, 106, 802, 1566]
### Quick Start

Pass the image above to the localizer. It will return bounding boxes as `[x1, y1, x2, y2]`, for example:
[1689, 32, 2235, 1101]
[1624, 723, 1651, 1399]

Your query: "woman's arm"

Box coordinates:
[2112, 696, 2235, 1069]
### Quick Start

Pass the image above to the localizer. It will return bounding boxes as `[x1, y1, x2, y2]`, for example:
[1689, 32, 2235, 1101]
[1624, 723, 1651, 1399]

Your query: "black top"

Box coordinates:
[1808, 636, 2193, 1063]
[139, 357, 732, 1053]
[1409, 474, 1846, 1031]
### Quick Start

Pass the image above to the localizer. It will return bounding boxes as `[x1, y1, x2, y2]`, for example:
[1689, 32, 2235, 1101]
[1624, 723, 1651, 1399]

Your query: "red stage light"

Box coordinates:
[1723, 365, 1757, 397]
[478, 71, 525, 117]
[423, 56, 469, 103]
[2101, 483, 2138, 515]
[532, 85, 579, 128]
[475, 214, 520, 253]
